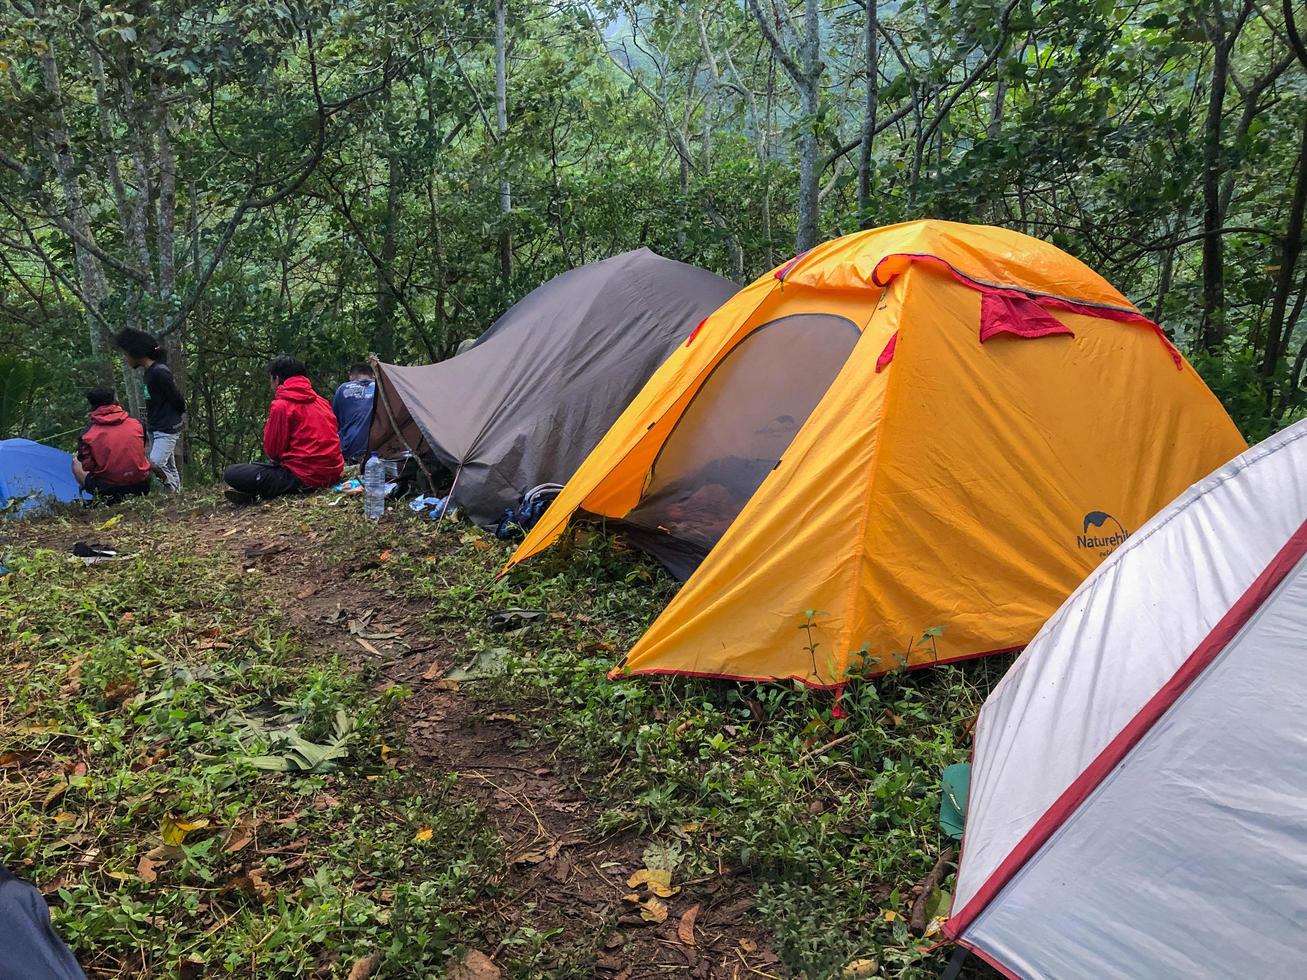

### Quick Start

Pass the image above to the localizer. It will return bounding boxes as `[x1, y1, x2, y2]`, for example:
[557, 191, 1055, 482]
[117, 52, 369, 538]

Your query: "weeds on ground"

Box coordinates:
[379, 523, 1009, 978]
[0, 542, 499, 978]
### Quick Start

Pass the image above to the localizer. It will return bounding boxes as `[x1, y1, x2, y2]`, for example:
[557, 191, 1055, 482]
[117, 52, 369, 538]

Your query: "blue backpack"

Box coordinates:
[495, 483, 562, 540]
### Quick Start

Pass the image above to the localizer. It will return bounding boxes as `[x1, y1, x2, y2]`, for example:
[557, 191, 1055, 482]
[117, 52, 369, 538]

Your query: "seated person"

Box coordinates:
[223, 356, 344, 504]
[331, 361, 375, 464]
[72, 386, 151, 500]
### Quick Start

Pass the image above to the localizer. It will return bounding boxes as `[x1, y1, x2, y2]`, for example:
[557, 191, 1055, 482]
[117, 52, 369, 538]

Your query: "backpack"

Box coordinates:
[494, 483, 563, 540]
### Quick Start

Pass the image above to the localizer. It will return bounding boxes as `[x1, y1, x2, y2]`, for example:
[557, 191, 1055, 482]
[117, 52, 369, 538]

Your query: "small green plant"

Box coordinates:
[0, 539, 499, 979]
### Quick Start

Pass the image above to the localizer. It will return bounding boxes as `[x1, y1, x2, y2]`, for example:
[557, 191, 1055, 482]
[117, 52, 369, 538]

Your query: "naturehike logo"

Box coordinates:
[1078, 511, 1130, 555]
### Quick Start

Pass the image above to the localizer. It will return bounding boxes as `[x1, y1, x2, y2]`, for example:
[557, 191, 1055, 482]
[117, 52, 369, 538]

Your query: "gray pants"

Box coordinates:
[148, 430, 182, 492]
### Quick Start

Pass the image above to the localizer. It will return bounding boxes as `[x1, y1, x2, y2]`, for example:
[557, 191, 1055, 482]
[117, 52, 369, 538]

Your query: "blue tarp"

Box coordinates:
[0, 438, 86, 515]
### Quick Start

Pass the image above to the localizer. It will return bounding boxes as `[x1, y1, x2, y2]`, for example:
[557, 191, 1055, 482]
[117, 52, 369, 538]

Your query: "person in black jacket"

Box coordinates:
[114, 328, 186, 492]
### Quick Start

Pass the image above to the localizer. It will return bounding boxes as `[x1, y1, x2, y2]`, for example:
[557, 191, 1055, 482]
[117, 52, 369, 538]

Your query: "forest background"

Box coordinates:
[2, 0, 1305, 474]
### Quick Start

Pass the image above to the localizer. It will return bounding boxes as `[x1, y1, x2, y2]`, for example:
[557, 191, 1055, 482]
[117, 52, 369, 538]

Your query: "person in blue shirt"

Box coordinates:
[332, 362, 376, 463]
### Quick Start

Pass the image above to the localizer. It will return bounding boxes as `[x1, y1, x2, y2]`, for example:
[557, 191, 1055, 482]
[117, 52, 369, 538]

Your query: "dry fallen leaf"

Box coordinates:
[224, 867, 275, 904]
[137, 852, 160, 884]
[626, 868, 672, 890]
[346, 952, 383, 980]
[677, 903, 700, 945]
[639, 897, 668, 924]
[627, 867, 679, 897]
[447, 949, 501, 979]
[842, 958, 879, 977]
[118, 611, 135, 625]
[470, 538, 494, 552]
[224, 815, 258, 853]
[160, 815, 210, 847]
[60, 656, 87, 697]
[431, 679, 461, 691]
[104, 680, 138, 704]
[414, 826, 433, 843]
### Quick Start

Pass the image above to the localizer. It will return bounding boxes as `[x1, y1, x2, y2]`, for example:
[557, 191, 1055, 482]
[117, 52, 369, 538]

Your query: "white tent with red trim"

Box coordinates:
[946, 419, 1307, 978]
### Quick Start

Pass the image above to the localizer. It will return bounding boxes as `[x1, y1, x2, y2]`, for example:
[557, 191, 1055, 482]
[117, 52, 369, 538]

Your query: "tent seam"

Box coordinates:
[949, 518, 1307, 941]
[833, 281, 901, 678]
[505, 280, 783, 575]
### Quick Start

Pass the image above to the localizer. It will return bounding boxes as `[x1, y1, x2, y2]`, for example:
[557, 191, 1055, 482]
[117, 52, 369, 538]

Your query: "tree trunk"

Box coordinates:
[1199, 35, 1232, 352]
[988, 74, 1008, 141]
[375, 149, 400, 361]
[35, 7, 110, 368]
[89, 46, 145, 339]
[156, 84, 177, 318]
[1260, 110, 1307, 387]
[1153, 212, 1186, 322]
[495, 0, 512, 285]
[856, 0, 878, 227]
[762, 54, 776, 266]
[747, 0, 823, 252]
[795, 0, 821, 251]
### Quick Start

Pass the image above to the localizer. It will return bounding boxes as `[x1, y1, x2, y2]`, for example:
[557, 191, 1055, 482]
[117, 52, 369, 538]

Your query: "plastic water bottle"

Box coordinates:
[363, 453, 386, 522]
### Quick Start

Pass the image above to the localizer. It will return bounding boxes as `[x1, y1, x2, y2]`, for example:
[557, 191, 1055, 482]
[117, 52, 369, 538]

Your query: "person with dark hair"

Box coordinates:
[331, 361, 375, 463]
[72, 386, 151, 500]
[113, 328, 186, 492]
[222, 355, 344, 504]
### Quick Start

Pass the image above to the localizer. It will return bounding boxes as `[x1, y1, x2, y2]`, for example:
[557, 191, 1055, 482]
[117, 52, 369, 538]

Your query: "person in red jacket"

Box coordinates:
[223, 355, 344, 504]
[73, 386, 152, 500]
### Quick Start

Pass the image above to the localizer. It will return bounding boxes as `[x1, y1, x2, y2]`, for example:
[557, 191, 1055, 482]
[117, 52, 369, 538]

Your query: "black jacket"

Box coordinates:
[143, 362, 186, 434]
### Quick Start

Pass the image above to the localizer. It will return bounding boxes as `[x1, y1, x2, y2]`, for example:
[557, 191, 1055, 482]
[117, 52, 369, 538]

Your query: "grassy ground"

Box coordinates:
[0, 492, 1006, 978]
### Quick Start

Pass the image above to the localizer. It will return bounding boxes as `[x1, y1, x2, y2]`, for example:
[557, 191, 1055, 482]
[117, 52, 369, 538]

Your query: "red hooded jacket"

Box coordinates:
[264, 376, 344, 488]
[77, 405, 151, 486]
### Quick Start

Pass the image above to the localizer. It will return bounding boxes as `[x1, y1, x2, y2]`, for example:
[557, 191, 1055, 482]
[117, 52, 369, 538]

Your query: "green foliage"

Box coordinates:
[0, 355, 46, 439]
[2, 0, 1303, 471]
[390, 527, 1004, 976]
[0, 544, 497, 978]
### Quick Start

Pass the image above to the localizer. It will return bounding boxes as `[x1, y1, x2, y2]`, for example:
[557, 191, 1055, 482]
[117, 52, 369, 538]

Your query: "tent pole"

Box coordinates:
[939, 946, 969, 980]
[371, 357, 436, 489]
[437, 464, 463, 530]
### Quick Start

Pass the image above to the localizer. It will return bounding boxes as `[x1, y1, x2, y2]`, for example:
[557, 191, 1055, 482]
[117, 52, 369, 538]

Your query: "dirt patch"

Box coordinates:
[199, 500, 780, 977]
[2, 496, 779, 975]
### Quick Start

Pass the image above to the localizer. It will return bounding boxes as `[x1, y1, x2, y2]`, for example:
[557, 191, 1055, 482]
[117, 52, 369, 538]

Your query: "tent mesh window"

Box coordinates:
[624, 313, 860, 563]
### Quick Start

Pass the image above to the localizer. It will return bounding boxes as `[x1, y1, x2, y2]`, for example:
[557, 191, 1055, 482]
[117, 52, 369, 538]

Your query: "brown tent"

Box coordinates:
[369, 248, 736, 525]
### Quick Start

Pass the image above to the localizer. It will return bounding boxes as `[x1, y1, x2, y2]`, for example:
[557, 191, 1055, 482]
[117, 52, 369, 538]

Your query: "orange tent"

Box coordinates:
[503, 220, 1248, 687]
